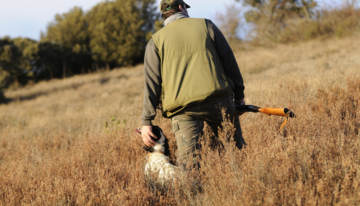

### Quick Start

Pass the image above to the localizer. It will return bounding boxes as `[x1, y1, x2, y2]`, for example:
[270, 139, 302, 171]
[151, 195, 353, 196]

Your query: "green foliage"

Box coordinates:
[87, 0, 158, 68]
[35, 42, 66, 79]
[13, 38, 38, 78]
[43, 7, 89, 51]
[0, 0, 159, 90]
[42, 7, 92, 77]
[39, 0, 158, 76]
[0, 38, 25, 89]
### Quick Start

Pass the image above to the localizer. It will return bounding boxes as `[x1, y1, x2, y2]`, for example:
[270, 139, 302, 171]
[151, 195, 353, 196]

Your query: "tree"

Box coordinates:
[216, 5, 243, 43]
[237, 0, 318, 41]
[13, 38, 39, 81]
[35, 42, 65, 79]
[0, 38, 24, 89]
[42, 7, 92, 77]
[87, 0, 158, 69]
[240, 0, 317, 22]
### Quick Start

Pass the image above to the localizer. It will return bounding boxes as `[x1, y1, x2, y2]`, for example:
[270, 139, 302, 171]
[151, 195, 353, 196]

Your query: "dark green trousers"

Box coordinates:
[171, 96, 245, 169]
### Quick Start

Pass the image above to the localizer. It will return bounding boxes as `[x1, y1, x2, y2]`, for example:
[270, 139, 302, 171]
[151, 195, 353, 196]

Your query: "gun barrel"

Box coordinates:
[236, 105, 260, 113]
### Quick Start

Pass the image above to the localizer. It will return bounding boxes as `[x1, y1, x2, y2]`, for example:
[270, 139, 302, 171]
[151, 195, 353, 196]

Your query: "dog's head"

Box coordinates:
[143, 126, 170, 156]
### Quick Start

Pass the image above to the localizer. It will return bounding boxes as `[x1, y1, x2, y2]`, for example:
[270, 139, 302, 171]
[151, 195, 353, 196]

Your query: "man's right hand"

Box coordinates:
[237, 98, 245, 106]
[235, 98, 246, 115]
[141, 125, 158, 147]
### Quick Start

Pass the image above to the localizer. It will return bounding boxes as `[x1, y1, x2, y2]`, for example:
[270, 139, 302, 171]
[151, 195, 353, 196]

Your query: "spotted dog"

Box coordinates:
[139, 126, 177, 190]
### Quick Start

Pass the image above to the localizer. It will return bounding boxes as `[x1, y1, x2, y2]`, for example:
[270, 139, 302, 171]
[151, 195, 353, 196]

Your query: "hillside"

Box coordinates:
[0, 34, 359, 205]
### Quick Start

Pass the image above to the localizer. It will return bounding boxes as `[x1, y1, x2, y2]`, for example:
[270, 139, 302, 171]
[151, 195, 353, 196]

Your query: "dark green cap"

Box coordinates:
[160, 0, 190, 13]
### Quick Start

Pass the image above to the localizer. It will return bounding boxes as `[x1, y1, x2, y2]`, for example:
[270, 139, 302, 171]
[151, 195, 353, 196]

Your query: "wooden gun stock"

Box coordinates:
[258, 108, 295, 118]
[236, 105, 296, 131]
[236, 105, 295, 118]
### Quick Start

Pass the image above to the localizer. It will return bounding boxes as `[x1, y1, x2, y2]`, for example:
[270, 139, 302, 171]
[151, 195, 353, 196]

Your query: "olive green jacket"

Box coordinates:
[142, 13, 244, 125]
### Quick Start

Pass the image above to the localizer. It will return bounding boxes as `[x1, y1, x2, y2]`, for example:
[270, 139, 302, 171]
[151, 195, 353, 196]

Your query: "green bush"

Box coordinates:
[42, 7, 92, 77]
[0, 38, 26, 88]
[87, 0, 158, 68]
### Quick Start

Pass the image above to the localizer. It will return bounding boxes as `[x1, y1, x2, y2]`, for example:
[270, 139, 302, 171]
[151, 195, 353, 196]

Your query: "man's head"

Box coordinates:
[160, 0, 190, 19]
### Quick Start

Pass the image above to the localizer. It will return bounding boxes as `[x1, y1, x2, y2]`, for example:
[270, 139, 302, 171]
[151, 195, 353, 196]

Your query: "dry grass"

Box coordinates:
[279, 6, 360, 43]
[250, 4, 360, 44]
[0, 34, 359, 205]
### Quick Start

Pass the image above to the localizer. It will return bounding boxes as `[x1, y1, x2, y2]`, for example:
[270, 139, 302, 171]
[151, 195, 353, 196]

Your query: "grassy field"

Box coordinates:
[0, 34, 359, 205]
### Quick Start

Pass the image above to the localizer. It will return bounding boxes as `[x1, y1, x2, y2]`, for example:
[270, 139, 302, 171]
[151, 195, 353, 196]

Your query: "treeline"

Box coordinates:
[0, 0, 158, 99]
[2, 0, 360, 101]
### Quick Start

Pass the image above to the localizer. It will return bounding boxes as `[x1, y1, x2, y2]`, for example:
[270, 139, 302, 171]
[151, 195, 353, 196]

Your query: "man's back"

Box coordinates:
[152, 18, 230, 117]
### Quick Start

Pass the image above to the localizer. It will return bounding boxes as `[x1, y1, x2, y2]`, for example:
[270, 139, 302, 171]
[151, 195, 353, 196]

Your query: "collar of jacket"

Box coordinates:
[164, 12, 189, 26]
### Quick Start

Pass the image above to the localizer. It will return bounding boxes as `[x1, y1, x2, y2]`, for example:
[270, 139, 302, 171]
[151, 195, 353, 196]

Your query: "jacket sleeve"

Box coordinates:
[206, 19, 245, 101]
[142, 39, 162, 126]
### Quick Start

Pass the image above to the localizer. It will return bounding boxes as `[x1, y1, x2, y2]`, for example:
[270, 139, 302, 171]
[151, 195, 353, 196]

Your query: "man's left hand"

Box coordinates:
[140, 125, 158, 147]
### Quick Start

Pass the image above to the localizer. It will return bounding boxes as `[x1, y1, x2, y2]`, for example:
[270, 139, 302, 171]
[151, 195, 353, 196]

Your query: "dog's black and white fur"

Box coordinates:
[143, 126, 177, 188]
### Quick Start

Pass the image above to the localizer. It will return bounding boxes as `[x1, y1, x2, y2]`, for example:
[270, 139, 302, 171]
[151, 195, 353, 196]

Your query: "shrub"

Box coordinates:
[253, 4, 360, 44]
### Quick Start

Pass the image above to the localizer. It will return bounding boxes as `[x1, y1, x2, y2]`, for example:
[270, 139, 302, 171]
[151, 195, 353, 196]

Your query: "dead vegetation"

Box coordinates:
[0, 33, 359, 205]
[247, 2, 360, 45]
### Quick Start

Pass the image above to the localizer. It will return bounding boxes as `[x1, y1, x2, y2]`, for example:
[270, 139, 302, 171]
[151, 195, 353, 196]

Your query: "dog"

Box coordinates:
[137, 126, 178, 190]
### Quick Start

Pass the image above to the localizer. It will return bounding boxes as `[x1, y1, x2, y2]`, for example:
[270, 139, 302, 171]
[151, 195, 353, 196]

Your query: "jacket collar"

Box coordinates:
[164, 12, 189, 26]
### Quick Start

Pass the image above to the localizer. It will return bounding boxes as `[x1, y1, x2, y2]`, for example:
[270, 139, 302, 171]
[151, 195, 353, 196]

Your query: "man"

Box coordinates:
[141, 0, 245, 169]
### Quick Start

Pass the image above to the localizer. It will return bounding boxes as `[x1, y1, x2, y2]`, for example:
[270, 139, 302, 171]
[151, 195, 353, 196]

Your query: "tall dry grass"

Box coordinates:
[250, 3, 360, 45]
[0, 33, 359, 205]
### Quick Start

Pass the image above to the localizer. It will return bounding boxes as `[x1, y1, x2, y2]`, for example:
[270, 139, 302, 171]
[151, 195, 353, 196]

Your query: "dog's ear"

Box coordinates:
[152, 126, 162, 139]
[163, 137, 170, 157]
[143, 146, 154, 153]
